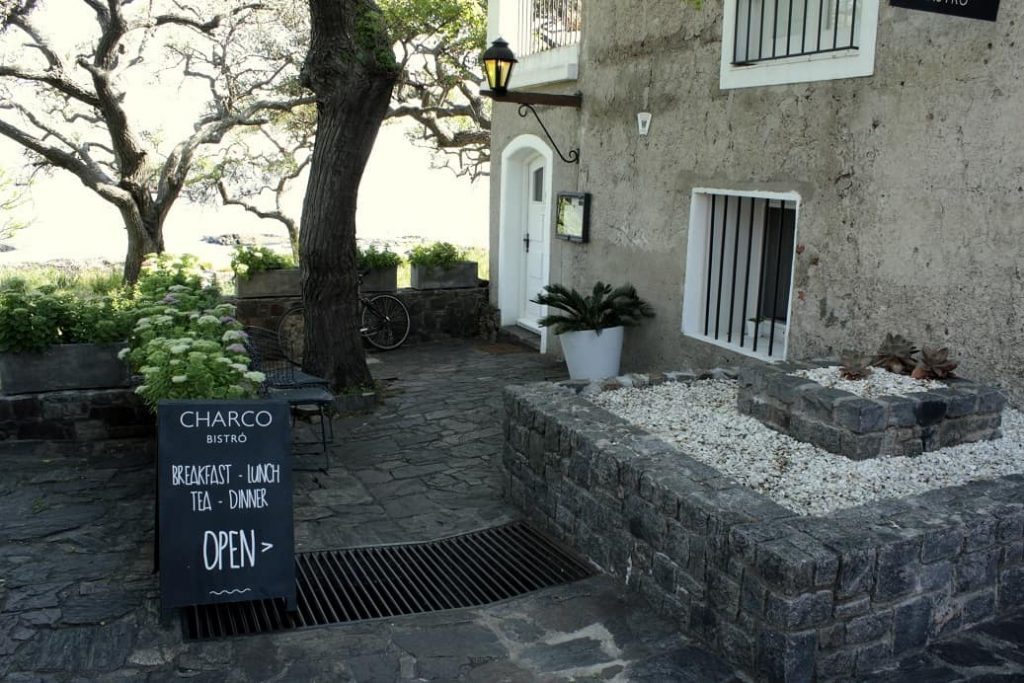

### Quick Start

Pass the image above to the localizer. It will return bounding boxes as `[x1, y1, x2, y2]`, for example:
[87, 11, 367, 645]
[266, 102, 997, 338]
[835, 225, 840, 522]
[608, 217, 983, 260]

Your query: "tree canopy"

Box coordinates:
[0, 0, 311, 281]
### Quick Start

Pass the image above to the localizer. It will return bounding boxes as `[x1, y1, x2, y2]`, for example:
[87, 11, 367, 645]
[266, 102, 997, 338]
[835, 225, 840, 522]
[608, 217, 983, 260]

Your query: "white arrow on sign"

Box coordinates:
[261, 542, 273, 553]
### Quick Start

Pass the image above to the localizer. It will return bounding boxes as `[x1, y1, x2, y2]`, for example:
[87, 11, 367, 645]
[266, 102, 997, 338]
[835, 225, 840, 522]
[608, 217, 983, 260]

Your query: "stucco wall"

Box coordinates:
[489, 2, 1024, 405]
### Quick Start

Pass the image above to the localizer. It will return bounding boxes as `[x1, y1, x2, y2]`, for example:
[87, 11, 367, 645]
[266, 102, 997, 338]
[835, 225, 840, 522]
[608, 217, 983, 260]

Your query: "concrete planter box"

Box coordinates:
[0, 342, 130, 395]
[360, 265, 398, 292]
[410, 262, 478, 290]
[235, 268, 301, 298]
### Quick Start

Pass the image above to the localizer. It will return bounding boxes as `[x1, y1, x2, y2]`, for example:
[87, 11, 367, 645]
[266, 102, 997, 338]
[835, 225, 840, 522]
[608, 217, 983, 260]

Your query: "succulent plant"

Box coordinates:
[871, 333, 919, 375]
[839, 352, 873, 380]
[912, 347, 958, 380]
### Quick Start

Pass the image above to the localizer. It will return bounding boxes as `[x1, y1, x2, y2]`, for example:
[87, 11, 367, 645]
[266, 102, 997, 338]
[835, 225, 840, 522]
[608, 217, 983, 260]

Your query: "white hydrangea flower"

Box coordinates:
[169, 344, 189, 354]
[231, 363, 249, 372]
[197, 315, 219, 325]
[171, 375, 188, 383]
[117, 347, 130, 360]
[216, 356, 234, 364]
[244, 371, 266, 383]
[222, 330, 246, 342]
[168, 285, 190, 292]
[134, 385, 149, 394]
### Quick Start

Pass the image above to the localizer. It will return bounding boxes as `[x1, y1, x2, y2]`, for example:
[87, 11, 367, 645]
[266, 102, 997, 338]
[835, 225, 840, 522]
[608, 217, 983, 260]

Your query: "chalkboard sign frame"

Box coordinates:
[890, 0, 999, 22]
[158, 399, 296, 611]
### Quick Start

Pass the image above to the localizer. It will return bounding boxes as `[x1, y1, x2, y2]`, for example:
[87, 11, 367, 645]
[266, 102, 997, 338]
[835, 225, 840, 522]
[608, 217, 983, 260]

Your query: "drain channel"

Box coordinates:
[181, 521, 593, 640]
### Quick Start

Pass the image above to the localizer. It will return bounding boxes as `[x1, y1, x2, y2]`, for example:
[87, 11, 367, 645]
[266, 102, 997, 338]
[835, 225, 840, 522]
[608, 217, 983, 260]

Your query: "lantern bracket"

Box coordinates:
[482, 90, 582, 164]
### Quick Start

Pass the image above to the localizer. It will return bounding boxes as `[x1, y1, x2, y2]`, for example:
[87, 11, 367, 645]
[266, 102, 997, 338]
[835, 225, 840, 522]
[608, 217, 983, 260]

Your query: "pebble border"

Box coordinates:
[501, 371, 1024, 682]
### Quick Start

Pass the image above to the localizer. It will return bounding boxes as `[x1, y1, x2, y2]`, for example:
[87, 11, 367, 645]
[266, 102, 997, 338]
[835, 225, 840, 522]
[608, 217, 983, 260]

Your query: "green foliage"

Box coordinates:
[0, 263, 122, 295]
[0, 286, 138, 353]
[358, 245, 403, 271]
[408, 241, 465, 270]
[125, 255, 263, 411]
[532, 282, 655, 335]
[230, 246, 295, 280]
[0, 168, 29, 242]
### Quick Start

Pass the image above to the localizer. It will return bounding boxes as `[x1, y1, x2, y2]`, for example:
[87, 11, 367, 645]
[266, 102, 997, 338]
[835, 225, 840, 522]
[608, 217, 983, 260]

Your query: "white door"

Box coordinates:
[518, 158, 547, 331]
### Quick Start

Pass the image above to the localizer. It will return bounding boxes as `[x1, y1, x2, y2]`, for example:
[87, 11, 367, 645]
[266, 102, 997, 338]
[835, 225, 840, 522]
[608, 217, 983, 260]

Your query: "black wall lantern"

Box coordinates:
[481, 38, 582, 164]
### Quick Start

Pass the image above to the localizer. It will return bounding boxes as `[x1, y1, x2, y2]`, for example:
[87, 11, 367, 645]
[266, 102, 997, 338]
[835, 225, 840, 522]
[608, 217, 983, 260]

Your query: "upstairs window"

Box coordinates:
[721, 0, 878, 89]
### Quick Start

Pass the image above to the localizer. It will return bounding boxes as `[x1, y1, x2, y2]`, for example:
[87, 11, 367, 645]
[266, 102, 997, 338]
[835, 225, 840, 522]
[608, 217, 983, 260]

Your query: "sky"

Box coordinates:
[0, 2, 490, 268]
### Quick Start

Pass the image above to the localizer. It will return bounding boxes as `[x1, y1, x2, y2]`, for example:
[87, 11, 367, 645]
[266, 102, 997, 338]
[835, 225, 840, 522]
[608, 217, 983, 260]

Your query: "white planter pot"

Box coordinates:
[559, 326, 625, 381]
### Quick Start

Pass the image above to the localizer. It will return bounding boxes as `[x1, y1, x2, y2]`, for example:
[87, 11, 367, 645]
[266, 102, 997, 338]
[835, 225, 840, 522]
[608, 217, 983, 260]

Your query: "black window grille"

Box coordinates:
[517, 0, 582, 58]
[732, 0, 859, 65]
[694, 194, 797, 359]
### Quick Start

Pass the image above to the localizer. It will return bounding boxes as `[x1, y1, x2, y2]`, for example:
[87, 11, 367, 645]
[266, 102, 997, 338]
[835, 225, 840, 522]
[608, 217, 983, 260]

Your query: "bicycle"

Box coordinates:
[276, 282, 411, 364]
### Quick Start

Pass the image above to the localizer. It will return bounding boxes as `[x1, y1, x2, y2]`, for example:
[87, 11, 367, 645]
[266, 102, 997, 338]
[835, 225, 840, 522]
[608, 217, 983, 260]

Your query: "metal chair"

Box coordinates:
[244, 326, 334, 470]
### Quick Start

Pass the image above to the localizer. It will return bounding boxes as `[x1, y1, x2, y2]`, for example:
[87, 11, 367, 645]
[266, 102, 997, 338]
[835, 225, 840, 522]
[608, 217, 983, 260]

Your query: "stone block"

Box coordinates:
[755, 539, 815, 595]
[837, 547, 876, 599]
[997, 566, 1024, 612]
[834, 397, 886, 434]
[846, 611, 892, 644]
[977, 388, 1007, 414]
[799, 387, 853, 422]
[854, 639, 894, 675]
[874, 540, 921, 602]
[960, 589, 995, 627]
[767, 373, 816, 406]
[944, 389, 979, 418]
[834, 596, 870, 619]
[756, 629, 816, 683]
[764, 589, 833, 630]
[877, 395, 918, 428]
[955, 549, 999, 594]
[839, 432, 884, 461]
[910, 395, 948, 427]
[892, 596, 932, 651]
[817, 649, 856, 680]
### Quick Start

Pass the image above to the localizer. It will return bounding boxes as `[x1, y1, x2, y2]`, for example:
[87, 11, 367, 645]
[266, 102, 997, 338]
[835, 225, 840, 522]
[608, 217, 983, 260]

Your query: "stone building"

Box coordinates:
[486, 0, 1023, 405]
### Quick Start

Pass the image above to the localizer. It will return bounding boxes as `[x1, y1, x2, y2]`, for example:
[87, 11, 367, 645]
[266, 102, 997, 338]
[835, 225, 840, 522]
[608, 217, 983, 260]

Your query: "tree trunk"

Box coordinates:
[122, 209, 166, 284]
[299, 0, 398, 390]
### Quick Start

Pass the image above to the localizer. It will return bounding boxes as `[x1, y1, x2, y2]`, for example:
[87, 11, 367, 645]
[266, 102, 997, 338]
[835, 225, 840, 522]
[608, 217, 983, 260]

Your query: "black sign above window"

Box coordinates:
[158, 400, 295, 611]
[890, 0, 999, 22]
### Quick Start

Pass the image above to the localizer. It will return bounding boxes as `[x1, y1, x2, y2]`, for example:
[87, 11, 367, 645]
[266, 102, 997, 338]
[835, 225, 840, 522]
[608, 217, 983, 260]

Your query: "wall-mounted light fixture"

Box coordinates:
[481, 38, 582, 164]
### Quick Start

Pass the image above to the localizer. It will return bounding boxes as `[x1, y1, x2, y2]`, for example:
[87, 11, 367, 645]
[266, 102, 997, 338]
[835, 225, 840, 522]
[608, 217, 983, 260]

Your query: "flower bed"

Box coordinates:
[737, 363, 1005, 459]
[501, 373, 1024, 682]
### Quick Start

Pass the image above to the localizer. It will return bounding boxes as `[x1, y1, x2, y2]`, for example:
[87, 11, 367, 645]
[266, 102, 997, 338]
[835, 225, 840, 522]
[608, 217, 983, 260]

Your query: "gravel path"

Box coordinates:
[592, 380, 1024, 516]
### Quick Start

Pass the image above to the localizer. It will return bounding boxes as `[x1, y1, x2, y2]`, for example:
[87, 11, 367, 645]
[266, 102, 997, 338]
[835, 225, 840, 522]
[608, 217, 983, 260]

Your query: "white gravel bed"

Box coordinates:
[591, 380, 1024, 516]
[792, 366, 945, 398]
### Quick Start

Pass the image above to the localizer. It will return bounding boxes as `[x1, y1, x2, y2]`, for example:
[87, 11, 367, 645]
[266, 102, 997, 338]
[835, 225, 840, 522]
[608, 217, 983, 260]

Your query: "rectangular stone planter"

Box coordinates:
[409, 262, 478, 290]
[360, 265, 398, 292]
[0, 342, 130, 395]
[235, 268, 301, 298]
[737, 363, 1006, 459]
[502, 375, 1024, 682]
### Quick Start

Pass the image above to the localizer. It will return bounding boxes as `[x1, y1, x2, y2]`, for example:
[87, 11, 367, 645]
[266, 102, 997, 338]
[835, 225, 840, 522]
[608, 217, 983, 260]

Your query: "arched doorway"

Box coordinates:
[498, 134, 553, 352]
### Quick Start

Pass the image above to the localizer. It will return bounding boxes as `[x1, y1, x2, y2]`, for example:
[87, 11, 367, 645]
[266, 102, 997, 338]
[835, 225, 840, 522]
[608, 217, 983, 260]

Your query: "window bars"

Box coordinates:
[732, 0, 859, 65]
[516, 0, 582, 58]
[695, 194, 796, 360]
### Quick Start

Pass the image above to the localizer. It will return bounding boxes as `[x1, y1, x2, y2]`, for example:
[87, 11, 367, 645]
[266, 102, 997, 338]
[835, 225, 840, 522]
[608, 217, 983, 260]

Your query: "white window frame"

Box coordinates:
[720, 0, 879, 89]
[682, 188, 801, 361]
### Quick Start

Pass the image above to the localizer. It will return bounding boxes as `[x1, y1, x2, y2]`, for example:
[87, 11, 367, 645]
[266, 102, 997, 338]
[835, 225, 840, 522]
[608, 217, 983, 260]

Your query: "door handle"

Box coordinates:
[523, 234, 530, 253]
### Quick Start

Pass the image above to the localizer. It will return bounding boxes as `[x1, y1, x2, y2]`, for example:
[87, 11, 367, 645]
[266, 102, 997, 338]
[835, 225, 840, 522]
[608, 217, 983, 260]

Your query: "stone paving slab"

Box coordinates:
[0, 341, 1022, 681]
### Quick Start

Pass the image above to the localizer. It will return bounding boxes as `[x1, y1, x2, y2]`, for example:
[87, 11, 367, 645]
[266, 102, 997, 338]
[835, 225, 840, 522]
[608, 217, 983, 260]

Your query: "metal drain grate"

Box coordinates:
[181, 522, 593, 640]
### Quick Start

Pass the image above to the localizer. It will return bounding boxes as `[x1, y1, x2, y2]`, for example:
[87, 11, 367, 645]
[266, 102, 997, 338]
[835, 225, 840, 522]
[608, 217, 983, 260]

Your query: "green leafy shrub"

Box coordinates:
[230, 245, 295, 279]
[0, 288, 138, 353]
[124, 254, 263, 411]
[408, 242, 465, 271]
[358, 245, 403, 271]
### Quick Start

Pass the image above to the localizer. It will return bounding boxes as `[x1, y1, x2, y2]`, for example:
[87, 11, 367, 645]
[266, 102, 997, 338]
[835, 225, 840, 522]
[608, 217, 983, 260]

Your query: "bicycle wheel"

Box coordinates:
[361, 294, 410, 350]
[276, 304, 306, 365]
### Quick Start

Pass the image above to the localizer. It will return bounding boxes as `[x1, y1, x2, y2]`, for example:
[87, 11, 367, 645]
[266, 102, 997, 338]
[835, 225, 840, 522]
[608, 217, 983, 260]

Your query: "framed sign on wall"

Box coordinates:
[890, 0, 999, 22]
[555, 192, 590, 243]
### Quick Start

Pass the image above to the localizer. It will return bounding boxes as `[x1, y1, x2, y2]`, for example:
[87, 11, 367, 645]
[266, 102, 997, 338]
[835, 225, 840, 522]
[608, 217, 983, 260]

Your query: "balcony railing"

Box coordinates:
[516, 0, 582, 58]
[732, 0, 859, 65]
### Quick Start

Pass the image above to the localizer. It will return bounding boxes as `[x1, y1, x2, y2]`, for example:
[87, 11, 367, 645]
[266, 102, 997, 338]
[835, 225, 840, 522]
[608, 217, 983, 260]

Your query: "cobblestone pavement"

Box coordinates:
[0, 340, 1022, 681]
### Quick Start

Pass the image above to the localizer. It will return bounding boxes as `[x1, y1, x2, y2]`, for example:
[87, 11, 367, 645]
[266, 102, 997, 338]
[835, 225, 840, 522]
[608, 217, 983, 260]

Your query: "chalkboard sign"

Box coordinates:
[158, 400, 295, 610]
[890, 0, 999, 22]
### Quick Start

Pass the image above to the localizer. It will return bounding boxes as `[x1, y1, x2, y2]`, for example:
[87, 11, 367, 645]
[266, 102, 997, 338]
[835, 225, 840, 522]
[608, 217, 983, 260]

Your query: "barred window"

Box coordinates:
[682, 192, 799, 360]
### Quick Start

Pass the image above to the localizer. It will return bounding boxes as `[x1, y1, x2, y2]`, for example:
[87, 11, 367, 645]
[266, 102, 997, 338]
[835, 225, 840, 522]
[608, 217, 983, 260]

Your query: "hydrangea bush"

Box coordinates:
[123, 254, 265, 411]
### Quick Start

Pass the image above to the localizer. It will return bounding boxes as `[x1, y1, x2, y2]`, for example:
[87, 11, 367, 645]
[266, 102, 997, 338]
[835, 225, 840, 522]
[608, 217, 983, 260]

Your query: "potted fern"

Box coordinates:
[531, 282, 655, 380]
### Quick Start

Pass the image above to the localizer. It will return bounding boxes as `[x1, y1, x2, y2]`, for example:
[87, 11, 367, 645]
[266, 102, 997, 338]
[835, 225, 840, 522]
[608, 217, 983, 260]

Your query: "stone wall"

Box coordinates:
[0, 388, 153, 442]
[232, 286, 491, 344]
[502, 377, 1024, 682]
[738, 363, 1006, 459]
